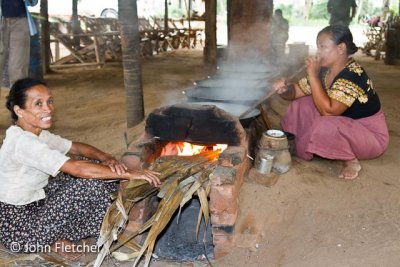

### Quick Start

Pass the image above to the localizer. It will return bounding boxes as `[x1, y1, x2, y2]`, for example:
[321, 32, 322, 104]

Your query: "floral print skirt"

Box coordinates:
[0, 172, 117, 252]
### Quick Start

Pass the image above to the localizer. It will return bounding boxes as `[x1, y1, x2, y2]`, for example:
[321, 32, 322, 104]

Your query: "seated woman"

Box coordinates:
[272, 25, 389, 180]
[0, 78, 161, 254]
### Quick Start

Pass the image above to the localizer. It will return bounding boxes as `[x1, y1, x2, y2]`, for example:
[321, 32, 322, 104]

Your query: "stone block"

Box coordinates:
[210, 166, 237, 186]
[213, 233, 235, 259]
[218, 146, 246, 167]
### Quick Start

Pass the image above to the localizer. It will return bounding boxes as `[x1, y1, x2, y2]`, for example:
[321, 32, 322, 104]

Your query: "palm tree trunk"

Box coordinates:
[204, 0, 217, 74]
[118, 0, 144, 128]
[40, 0, 51, 74]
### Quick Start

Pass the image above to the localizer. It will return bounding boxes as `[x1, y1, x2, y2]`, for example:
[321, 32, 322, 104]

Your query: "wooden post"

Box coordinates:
[188, 0, 192, 48]
[227, 0, 231, 43]
[72, 0, 80, 50]
[119, 0, 145, 129]
[164, 0, 169, 33]
[40, 0, 51, 74]
[55, 41, 60, 61]
[204, 0, 217, 74]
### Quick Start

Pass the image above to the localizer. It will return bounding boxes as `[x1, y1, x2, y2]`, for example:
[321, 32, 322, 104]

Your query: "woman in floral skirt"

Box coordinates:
[0, 78, 160, 255]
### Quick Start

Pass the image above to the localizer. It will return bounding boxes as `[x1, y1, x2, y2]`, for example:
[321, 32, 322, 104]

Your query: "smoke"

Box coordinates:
[152, 0, 309, 118]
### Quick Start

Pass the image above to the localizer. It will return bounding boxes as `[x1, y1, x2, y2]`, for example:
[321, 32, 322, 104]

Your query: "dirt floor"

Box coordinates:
[1, 48, 400, 267]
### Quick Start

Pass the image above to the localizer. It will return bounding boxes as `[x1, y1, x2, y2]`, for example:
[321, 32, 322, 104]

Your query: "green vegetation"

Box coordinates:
[274, 0, 395, 26]
[159, 0, 398, 25]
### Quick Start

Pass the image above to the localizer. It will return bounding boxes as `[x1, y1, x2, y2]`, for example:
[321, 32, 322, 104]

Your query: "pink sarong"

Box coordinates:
[281, 96, 389, 161]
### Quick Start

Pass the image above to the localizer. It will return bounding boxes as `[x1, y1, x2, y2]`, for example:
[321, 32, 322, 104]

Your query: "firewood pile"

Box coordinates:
[93, 151, 218, 267]
[49, 16, 204, 68]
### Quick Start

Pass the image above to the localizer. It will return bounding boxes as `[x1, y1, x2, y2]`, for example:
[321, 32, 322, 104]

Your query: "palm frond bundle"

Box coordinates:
[94, 151, 218, 267]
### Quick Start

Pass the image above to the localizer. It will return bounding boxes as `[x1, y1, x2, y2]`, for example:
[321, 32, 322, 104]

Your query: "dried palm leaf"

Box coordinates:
[95, 152, 218, 267]
[132, 168, 215, 266]
[95, 182, 158, 266]
[133, 188, 185, 267]
[196, 186, 210, 238]
[118, 232, 142, 251]
[111, 250, 141, 261]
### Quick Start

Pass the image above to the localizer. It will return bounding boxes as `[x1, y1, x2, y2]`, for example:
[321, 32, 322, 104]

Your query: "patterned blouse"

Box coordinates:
[297, 58, 381, 119]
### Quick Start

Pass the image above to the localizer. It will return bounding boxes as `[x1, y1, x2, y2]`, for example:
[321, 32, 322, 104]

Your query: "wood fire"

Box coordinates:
[161, 141, 227, 159]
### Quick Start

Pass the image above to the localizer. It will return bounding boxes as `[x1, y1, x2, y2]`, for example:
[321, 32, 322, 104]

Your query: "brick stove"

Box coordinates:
[121, 103, 252, 258]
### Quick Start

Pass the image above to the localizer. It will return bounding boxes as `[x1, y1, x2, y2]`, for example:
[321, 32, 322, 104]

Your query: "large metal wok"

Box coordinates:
[214, 72, 278, 80]
[217, 62, 278, 74]
[184, 86, 269, 103]
[194, 77, 270, 89]
[185, 101, 261, 127]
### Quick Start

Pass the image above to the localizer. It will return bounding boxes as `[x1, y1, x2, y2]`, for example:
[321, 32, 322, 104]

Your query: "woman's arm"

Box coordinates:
[69, 142, 112, 161]
[306, 57, 348, 116]
[308, 74, 348, 115]
[272, 78, 306, 100]
[60, 159, 161, 186]
[68, 142, 127, 175]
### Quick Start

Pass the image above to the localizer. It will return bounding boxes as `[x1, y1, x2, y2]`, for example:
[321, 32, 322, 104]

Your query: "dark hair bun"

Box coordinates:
[6, 95, 13, 112]
[348, 42, 359, 55]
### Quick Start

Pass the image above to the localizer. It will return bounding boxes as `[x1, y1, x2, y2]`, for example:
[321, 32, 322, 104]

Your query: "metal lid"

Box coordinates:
[265, 129, 285, 138]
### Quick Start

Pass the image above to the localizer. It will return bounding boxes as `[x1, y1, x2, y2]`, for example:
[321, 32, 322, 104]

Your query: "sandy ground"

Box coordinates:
[1, 46, 400, 267]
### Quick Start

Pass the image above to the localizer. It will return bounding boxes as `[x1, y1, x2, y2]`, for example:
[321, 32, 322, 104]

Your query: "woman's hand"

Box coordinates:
[305, 56, 321, 79]
[272, 78, 288, 94]
[102, 157, 128, 175]
[130, 170, 161, 187]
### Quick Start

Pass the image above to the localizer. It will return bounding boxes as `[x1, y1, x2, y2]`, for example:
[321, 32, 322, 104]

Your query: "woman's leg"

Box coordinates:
[281, 96, 322, 160]
[0, 173, 118, 252]
[8, 18, 30, 86]
[35, 173, 117, 245]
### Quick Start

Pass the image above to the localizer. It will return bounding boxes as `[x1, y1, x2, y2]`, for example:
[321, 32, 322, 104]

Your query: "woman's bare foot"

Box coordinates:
[51, 239, 84, 260]
[339, 158, 361, 180]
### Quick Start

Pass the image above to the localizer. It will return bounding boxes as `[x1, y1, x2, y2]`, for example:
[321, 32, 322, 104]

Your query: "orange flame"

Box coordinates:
[161, 142, 227, 157]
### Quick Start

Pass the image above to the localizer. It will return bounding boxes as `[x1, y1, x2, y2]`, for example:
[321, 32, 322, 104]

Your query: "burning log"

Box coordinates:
[94, 151, 219, 267]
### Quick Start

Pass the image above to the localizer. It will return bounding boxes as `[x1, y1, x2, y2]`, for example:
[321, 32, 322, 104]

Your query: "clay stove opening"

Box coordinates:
[122, 103, 251, 259]
[145, 103, 247, 147]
